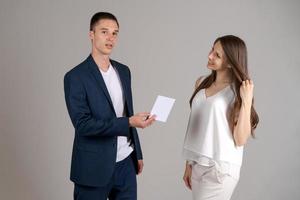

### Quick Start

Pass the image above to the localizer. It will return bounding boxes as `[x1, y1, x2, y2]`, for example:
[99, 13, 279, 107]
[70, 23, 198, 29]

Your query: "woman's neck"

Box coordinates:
[215, 69, 232, 85]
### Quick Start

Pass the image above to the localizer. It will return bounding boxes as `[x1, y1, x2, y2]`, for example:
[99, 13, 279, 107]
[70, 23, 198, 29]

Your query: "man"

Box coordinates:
[64, 12, 155, 200]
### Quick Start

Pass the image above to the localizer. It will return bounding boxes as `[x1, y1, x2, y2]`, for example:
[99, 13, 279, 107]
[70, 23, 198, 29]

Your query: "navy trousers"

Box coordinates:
[74, 156, 137, 200]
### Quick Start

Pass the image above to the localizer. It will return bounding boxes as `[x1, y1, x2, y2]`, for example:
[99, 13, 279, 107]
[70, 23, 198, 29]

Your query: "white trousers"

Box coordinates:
[191, 163, 239, 200]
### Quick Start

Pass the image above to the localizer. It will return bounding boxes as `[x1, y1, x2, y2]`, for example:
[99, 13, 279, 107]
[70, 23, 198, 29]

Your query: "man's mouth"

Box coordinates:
[105, 44, 113, 48]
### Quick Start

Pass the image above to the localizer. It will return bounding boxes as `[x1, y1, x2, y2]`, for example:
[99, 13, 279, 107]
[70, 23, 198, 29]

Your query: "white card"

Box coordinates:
[150, 95, 176, 122]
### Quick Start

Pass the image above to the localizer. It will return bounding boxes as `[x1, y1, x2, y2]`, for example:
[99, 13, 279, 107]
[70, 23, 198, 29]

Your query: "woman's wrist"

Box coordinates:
[241, 100, 252, 111]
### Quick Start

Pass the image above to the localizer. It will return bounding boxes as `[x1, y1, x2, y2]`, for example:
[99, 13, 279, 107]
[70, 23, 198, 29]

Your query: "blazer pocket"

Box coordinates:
[76, 144, 102, 153]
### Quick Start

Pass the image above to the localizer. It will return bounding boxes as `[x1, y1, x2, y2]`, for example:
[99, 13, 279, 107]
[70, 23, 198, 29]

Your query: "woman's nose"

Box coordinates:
[208, 52, 213, 60]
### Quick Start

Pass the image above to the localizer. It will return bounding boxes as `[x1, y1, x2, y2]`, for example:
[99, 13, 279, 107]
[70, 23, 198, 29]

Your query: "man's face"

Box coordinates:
[89, 19, 119, 56]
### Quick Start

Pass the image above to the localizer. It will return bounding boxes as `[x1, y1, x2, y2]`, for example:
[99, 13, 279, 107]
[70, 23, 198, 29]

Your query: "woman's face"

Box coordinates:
[207, 41, 228, 71]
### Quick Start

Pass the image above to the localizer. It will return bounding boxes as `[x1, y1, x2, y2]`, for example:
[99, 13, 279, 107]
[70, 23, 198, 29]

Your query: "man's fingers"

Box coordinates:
[133, 113, 156, 128]
[147, 115, 156, 121]
[138, 160, 144, 174]
[143, 115, 156, 125]
[138, 112, 150, 117]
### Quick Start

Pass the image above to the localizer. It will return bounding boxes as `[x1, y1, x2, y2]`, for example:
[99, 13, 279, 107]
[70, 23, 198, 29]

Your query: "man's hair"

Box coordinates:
[90, 12, 119, 31]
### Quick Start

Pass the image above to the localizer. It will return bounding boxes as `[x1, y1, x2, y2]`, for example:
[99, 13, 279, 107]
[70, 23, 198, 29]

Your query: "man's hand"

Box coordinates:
[137, 160, 144, 175]
[129, 112, 156, 129]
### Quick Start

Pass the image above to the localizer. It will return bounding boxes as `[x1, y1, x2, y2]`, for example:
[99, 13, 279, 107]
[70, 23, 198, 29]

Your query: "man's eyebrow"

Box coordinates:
[99, 28, 119, 32]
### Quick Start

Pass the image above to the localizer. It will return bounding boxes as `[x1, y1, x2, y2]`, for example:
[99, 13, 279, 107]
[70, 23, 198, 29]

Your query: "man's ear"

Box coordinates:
[89, 30, 94, 41]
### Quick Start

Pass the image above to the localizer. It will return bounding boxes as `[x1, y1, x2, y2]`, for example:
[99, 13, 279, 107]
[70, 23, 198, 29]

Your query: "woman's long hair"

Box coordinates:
[189, 35, 259, 136]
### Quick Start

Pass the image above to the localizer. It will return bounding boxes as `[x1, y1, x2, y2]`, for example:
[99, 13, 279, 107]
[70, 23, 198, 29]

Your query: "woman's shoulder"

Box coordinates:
[195, 75, 207, 89]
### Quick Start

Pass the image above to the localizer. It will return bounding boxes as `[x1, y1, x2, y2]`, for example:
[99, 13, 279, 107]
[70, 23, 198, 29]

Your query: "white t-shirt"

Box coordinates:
[100, 64, 133, 162]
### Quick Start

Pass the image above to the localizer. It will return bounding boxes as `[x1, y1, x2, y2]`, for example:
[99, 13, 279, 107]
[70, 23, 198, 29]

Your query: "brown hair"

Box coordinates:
[189, 35, 259, 136]
[90, 12, 119, 31]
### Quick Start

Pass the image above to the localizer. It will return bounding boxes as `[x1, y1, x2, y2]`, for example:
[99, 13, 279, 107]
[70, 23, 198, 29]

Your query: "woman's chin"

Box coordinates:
[207, 64, 215, 70]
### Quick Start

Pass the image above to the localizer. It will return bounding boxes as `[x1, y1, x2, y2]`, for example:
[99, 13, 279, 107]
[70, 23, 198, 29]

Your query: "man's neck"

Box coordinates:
[91, 51, 111, 72]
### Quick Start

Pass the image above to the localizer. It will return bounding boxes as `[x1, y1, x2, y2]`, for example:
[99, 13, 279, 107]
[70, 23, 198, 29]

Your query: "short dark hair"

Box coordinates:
[90, 12, 119, 31]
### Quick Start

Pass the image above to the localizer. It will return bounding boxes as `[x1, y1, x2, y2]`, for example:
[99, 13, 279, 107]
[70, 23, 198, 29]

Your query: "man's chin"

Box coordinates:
[101, 50, 113, 56]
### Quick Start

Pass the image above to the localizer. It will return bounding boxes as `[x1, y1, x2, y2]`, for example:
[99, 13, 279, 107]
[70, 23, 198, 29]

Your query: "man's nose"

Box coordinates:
[107, 33, 115, 41]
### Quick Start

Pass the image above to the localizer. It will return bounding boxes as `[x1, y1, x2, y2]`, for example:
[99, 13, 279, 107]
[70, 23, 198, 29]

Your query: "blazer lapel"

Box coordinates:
[87, 55, 115, 114]
[111, 60, 131, 114]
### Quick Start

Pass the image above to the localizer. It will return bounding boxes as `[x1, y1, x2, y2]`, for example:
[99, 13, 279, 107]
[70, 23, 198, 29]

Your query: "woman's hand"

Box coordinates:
[234, 79, 254, 146]
[240, 80, 254, 107]
[183, 162, 192, 190]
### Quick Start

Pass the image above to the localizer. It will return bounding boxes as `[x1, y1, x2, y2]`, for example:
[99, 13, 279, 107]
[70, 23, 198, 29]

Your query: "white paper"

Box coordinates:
[150, 95, 176, 122]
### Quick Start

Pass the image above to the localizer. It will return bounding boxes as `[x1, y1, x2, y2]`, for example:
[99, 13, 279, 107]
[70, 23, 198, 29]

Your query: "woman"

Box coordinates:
[182, 35, 259, 200]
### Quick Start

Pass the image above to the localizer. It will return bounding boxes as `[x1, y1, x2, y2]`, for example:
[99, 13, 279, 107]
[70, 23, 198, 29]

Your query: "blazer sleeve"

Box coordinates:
[64, 72, 130, 137]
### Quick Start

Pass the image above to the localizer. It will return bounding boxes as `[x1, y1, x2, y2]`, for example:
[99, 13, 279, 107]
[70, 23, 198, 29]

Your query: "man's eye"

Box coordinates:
[102, 31, 107, 34]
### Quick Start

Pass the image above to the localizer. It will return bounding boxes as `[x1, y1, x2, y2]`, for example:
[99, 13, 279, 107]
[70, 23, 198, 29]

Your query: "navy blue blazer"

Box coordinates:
[64, 55, 143, 187]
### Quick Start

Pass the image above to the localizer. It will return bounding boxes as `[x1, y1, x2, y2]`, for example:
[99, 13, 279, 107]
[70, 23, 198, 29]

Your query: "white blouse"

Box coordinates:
[183, 84, 244, 167]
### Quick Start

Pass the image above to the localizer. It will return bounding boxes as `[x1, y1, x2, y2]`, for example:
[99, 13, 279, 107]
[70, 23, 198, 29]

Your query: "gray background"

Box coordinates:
[1, 0, 299, 199]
